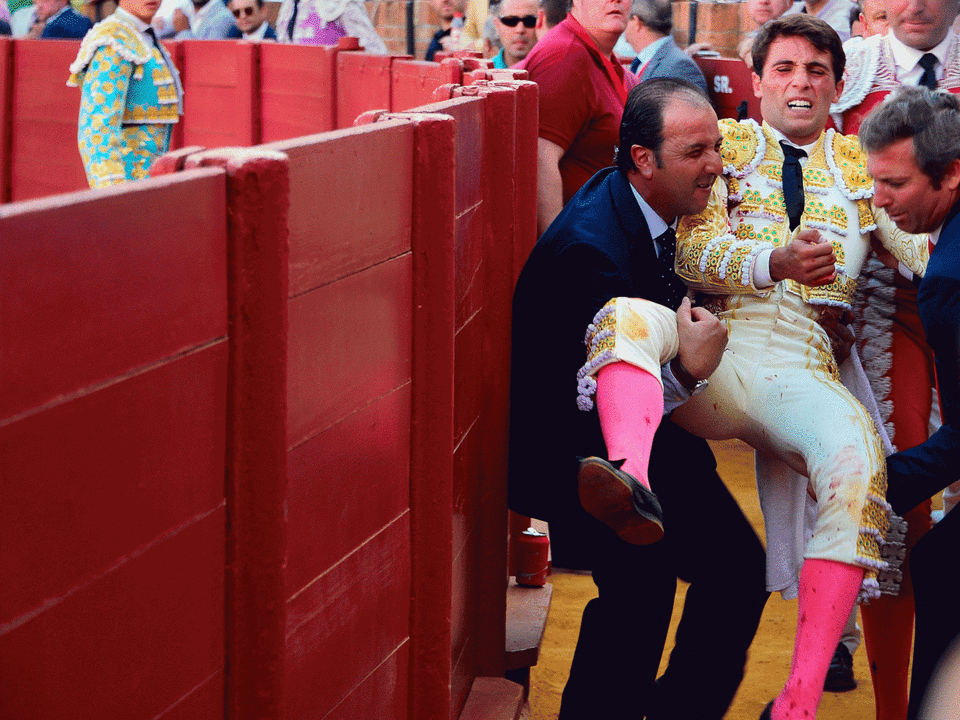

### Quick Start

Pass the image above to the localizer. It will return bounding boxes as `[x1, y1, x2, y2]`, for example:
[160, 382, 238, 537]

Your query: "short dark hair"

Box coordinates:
[616, 77, 710, 174]
[630, 0, 672, 35]
[752, 14, 845, 83]
[539, 0, 569, 29]
[859, 85, 960, 189]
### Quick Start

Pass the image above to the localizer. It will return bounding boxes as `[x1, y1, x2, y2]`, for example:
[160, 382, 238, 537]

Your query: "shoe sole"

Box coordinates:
[578, 459, 664, 545]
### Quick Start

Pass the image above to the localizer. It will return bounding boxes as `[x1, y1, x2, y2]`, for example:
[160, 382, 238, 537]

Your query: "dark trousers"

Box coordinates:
[557, 426, 769, 720]
[908, 507, 960, 720]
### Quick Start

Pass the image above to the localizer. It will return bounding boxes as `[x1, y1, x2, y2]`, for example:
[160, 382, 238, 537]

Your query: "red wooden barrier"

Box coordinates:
[181, 40, 260, 148]
[260, 43, 339, 142]
[10, 39, 87, 200]
[0, 170, 229, 719]
[390, 58, 462, 113]
[162, 39, 186, 151]
[695, 55, 763, 122]
[336, 52, 396, 129]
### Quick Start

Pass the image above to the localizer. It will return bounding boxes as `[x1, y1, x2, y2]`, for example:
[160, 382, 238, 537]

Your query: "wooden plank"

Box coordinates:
[260, 43, 338, 141]
[0, 169, 228, 419]
[286, 255, 412, 448]
[285, 514, 411, 720]
[504, 581, 552, 671]
[261, 120, 414, 297]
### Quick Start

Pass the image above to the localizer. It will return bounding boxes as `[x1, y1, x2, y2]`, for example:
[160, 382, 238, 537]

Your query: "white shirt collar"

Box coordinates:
[244, 21, 268, 40]
[888, 30, 954, 78]
[767, 124, 819, 158]
[636, 36, 668, 68]
[628, 180, 674, 245]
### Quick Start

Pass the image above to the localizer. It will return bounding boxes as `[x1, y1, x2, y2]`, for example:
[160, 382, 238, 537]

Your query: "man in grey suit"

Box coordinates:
[625, 0, 708, 93]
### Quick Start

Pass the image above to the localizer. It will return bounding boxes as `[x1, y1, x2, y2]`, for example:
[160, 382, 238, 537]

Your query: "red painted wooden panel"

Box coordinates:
[285, 514, 411, 720]
[0, 38, 12, 203]
[0, 506, 225, 720]
[403, 113, 456, 720]
[390, 58, 461, 113]
[1, 343, 228, 624]
[157, 670, 225, 720]
[0, 169, 228, 419]
[261, 120, 414, 297]
[181, 40, 259, 147]
[260, 44, 338, 142]
[285, 384, 410, 594]
[323, 645, 409, 720]
[336, 52, 393, 129]
[10, 39, 87, 200]
[505, 80, 539, 280]
[695, 56, 762, 122]
[286, 254, 413, 448]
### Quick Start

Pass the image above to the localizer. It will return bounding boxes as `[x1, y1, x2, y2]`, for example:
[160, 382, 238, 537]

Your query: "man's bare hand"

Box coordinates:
[769, 228, 837, 286]
[675, 297, 728, 381]
[172, 8, 191, 32]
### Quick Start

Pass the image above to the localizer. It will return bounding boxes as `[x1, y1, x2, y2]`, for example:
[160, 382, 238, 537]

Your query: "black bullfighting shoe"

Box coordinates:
[577, 456, 664, 545]
[759, 700, 774, 720]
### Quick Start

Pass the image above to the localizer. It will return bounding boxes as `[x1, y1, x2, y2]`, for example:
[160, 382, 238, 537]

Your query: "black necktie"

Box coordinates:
[656, 227, 688, 310]
[781, 142, 807, 231]
[919, 53, 938, 90]
[145, 26, 160, 50]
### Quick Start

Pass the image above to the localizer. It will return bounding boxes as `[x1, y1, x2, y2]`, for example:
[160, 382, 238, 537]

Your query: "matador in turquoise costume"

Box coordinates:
[68, 6, 183, 188]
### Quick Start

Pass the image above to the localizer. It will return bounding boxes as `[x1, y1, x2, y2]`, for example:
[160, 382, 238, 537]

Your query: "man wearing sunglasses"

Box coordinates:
[492, 0, 539, 67]
[227, 0, 277, 41]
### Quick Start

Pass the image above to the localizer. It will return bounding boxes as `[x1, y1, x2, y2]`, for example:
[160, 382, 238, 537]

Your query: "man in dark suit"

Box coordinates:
[625, 0, 707, 93]
[34, 0, 92, 38]
[227, 0, 278, 40]
[509, 78, 769, 720]
[861, 85, 960, 720]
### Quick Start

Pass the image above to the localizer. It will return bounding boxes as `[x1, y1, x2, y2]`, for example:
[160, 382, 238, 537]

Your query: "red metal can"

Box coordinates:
[515, 527, 550, 587]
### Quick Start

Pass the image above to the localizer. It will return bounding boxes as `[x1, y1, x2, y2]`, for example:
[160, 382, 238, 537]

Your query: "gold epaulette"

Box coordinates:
[720, 118, 764, 179]
[825, 129, 874, 201]
[67, 16, 151, 87]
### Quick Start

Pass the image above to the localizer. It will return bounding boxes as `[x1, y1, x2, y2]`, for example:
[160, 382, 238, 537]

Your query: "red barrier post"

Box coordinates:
[179, 147, 291, 720]
[694, 55, 763, 121]
[358, 108, 458, 720]
[390, 57, 462, 112]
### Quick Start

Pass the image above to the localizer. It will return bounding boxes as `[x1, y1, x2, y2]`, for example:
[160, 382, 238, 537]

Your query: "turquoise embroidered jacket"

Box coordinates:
[68, 11, 183, 188]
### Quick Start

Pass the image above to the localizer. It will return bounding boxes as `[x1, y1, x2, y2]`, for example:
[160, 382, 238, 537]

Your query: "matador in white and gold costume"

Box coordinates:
[68, 5, 183, 188]
[577, 118, 929, 599]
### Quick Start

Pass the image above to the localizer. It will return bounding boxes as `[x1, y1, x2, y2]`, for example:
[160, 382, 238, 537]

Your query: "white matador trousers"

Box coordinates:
[578, 286, 891, 598]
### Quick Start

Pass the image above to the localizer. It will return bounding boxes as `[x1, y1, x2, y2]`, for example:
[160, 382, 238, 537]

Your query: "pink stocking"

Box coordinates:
[595, 362, 664, 490]
[773, 559, 864, 720]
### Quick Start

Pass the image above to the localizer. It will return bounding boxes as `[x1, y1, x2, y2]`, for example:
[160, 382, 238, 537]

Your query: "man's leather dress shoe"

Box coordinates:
[824, 642, 857, 691]
[577, 456, 664, 545]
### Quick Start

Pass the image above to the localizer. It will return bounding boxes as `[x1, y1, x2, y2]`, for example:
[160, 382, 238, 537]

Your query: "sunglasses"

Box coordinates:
[499, 14, 536, 27]
[232, 6, 255, 17]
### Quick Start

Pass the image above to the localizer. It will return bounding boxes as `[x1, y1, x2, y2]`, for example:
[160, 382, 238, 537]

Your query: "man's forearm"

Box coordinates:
[537, 138, 565, 236]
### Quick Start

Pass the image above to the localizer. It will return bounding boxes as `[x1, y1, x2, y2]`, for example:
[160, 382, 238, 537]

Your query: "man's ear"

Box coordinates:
[752, 70, 763, 99]
[630, 144, 655, 178]
[943, 157, 960, 192]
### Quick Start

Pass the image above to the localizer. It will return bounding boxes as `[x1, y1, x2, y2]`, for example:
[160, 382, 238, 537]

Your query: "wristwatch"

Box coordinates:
[671, 357, 709, 395]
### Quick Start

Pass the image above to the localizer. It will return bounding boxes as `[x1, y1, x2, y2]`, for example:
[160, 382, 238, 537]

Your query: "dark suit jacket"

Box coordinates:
[887, 198, 960, 513]
[227, 22, 278, 40]
[630, 37, 708, 95]
[509, 167, 716, 531]
[41, 7, 92, 39]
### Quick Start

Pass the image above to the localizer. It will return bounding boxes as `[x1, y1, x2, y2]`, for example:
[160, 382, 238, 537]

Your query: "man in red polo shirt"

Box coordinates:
[519, 0, 638, 234]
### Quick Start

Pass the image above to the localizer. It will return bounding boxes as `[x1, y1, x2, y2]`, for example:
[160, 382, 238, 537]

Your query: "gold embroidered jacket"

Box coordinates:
[675, 119, 928, 309]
